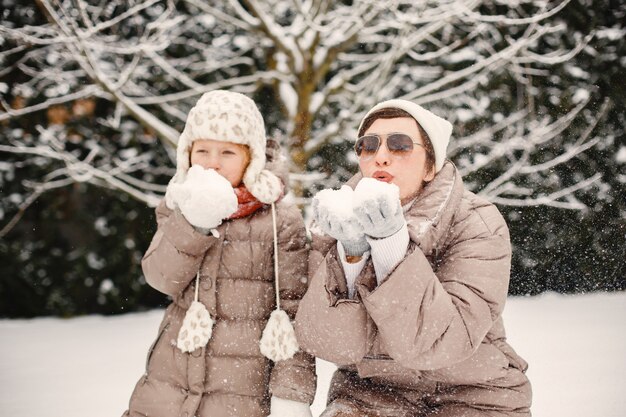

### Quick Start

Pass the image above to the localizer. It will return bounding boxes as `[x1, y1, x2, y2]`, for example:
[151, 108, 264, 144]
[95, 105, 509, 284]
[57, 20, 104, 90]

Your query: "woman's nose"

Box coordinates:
[374, 140, 391, 166]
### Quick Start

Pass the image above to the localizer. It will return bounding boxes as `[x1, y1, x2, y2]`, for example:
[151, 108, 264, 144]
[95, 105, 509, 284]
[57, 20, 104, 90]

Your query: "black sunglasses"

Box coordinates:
[354, 133, 424, 160]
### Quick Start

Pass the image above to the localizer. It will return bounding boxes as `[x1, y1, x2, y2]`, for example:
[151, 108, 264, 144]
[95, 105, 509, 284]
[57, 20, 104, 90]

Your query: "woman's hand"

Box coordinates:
[312, 186, 370, 256]
[167, 165, 238, 230]
[353, 178, 405, 239]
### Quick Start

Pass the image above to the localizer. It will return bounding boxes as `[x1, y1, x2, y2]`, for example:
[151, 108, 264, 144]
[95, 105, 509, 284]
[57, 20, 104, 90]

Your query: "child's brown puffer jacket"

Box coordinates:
[123, 199, 316, 417]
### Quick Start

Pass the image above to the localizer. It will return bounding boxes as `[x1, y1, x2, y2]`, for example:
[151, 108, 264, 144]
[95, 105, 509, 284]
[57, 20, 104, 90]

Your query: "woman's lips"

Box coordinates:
[372, 170, 394, 183]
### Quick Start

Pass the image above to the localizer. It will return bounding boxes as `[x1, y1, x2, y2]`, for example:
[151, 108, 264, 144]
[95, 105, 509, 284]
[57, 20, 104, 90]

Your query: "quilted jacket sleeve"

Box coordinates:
[359, 203, 512, 371]
[294, 229, 374, 367]
[268, 202, 317, 404]
[141, 200, 218, 297]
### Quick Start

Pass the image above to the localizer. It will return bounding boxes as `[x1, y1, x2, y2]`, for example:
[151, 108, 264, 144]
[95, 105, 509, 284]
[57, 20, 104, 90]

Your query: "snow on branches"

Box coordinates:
[0, 0, 607, 227]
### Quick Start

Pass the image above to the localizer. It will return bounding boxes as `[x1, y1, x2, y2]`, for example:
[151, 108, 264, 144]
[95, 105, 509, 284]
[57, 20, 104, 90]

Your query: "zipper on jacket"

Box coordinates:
[363, 354, 394, 361]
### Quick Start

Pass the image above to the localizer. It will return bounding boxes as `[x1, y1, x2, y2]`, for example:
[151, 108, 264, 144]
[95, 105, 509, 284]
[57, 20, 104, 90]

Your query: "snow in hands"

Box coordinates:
[353, 177, 400, 214]
[168, 166, 237, 230]
[312, 185, 363, 242]
[353, 178, 404, 239]
[313, 178, 401, 240]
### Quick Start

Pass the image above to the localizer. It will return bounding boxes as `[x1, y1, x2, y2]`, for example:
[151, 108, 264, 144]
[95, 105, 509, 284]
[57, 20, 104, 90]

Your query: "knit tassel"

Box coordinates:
[177, 273, 214, 353]
[260, 309, 299, 361]
[259, 202, 299, 362]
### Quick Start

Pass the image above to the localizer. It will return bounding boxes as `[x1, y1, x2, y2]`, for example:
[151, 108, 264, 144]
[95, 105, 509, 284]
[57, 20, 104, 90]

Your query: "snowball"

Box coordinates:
[313, 185, 363, 241]
[353, 177, 400, 209]
[172, 166, 238, 229]
[314, 185, 355, 220]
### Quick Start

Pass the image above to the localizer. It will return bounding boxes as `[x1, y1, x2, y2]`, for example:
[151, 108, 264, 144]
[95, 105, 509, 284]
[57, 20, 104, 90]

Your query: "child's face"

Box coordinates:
[190, 139, 250, 187]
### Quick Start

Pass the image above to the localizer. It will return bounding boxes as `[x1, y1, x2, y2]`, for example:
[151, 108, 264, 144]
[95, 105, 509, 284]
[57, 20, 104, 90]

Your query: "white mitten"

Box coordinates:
[353, 178, 405, 238]
[259, 309, 299, 362]
[267, 396, 313, 417]
[168, 165, 238, 230]
[312, 186, 370, 256]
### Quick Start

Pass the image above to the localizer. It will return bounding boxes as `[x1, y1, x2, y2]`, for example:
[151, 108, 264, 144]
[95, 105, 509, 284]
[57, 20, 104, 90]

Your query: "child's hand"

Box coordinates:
[168, 165, 238, 230]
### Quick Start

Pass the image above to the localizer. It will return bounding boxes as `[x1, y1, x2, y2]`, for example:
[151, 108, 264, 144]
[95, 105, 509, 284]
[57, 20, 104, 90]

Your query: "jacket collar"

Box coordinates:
[405, 160, 464, 255]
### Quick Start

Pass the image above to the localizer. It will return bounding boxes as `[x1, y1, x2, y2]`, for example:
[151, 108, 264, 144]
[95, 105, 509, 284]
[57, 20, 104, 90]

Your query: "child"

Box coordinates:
[123, 90, 316, 417]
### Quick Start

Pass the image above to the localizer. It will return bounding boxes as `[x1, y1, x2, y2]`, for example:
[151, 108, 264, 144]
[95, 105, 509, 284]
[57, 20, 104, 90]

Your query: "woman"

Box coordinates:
[295, 99, 532, 417]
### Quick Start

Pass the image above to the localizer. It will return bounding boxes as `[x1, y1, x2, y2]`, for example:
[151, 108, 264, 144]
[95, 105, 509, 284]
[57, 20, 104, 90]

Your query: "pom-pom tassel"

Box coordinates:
[260, 309, 299, 361]
[259, 202, 299, 362]
[176, 300, 214, 353]
[176, 272, 214, 353]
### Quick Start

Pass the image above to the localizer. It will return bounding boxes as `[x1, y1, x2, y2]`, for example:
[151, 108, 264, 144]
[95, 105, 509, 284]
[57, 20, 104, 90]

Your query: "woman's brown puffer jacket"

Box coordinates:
[296, 161, 531, 416]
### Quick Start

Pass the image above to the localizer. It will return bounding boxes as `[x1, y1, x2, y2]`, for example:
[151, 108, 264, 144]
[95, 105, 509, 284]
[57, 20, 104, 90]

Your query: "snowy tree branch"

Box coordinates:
[0, 86, 99, 121]
[488, 173, 602, 210]
[2, 0, 605, 216]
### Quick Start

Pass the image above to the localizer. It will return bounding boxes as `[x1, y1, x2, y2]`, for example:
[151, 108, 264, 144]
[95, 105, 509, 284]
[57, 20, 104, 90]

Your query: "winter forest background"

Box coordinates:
[0, 0, 624, 318]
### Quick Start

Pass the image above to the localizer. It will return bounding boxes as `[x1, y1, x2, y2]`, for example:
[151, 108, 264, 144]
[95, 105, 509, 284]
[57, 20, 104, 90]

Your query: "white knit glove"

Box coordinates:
[167, 166, 238, 230]
[267, 396, 312, 417]
[353, 178, 405, 239]
[312, 186, 370, 256]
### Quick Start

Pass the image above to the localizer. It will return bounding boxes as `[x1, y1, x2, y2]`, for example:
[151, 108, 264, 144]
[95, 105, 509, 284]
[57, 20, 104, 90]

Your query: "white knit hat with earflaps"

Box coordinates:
[172, 90, 298, 361]
[165, 90, 283, 209]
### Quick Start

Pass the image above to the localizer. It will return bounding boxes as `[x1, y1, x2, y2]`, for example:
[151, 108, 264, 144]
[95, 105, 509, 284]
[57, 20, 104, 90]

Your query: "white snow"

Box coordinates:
[353, 177, 400, 212]
[279, 80, 298, 118]
[314, 185, 356, 219]
[1, 292, 625, 417]
[572, 88, 590, 104]
[595, 27, 625, 41]
[312, 185, 364, 241]
[444, 48, 479, 64]
[616, 146, 626, 164]
[565, 65, 590, 79]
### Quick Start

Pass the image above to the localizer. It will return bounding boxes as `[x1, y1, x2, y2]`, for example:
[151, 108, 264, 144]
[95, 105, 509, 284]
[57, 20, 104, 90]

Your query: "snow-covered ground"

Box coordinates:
[1, 291, 625, 417]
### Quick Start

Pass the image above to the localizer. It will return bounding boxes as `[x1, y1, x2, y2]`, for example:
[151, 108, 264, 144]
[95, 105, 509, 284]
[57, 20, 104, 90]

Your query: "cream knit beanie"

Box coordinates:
[165, 90, 282, 209]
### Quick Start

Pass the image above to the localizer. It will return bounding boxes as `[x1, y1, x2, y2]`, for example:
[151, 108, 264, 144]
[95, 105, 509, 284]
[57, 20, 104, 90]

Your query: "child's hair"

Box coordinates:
[358, 107, 436, 176]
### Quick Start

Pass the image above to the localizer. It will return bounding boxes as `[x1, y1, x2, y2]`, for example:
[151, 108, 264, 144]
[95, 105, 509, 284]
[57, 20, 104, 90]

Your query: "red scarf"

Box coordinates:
[229, 185, 266, 219]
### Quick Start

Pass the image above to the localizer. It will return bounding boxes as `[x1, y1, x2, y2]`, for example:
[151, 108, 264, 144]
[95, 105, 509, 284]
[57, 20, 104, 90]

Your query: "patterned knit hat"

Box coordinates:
[358, 99, 453, 173]
[165, 90, 282, 209]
